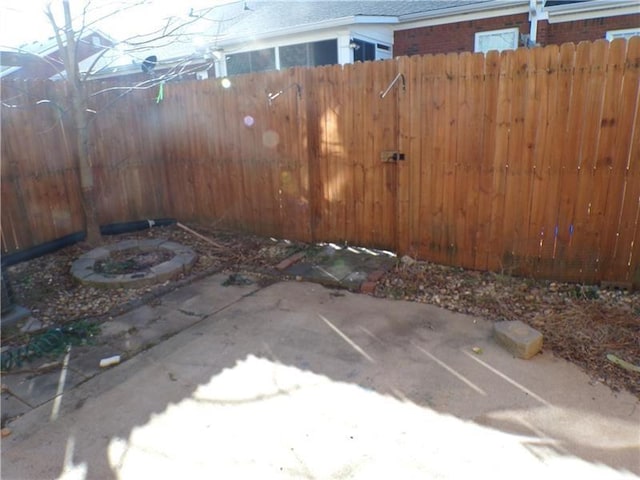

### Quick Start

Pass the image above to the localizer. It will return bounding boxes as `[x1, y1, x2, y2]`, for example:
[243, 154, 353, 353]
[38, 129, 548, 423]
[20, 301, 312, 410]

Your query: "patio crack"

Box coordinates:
[178, 309, 205, 318]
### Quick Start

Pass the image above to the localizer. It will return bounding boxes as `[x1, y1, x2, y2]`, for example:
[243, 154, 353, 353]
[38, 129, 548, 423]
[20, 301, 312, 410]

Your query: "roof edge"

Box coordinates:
[398, 0, 527, 23]
[216, 15, 398, 47]
[546, 1, 639, 23]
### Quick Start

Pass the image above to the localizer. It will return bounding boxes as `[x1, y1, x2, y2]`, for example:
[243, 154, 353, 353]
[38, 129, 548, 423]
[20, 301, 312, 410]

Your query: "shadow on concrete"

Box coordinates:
[2, 280, 639, 479]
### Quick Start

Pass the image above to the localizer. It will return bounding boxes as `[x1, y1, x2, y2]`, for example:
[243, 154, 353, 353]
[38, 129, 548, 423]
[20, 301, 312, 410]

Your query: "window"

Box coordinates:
[474, 28, 519, 53]
[226, 47, 276, 75]
[352, 38, 376, 62]
[279, 39, 338, 68]
[606, 28, 640, 41]
[350, 39, 391, 62]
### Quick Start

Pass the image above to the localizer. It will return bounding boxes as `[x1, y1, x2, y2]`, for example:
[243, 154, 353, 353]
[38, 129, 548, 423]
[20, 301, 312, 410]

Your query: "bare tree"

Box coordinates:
[5, 0, 219, 246]
[44, 0, 102, 244]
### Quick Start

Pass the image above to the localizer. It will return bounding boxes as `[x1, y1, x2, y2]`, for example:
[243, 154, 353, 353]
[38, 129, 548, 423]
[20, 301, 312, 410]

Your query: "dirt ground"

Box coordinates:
[3, 224, 639, 398]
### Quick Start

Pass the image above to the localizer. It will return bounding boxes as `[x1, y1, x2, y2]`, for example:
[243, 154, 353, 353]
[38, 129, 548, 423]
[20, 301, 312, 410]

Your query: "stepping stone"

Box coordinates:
[494, 320, 543, 359]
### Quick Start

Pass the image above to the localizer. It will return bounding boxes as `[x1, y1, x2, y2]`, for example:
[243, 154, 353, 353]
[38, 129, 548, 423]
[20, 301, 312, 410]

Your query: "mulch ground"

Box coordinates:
[3, 224, 639, 398]
[375, 260, 639, 398]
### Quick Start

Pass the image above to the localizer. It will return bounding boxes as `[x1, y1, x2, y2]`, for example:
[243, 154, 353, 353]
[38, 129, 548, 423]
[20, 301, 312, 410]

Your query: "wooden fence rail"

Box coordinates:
[2, 38, 639, 285]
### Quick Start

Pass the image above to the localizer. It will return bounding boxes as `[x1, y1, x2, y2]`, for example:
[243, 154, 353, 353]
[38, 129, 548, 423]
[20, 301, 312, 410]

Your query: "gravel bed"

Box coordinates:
[375, 259, 639, 397]
[3, 224, 638, 397]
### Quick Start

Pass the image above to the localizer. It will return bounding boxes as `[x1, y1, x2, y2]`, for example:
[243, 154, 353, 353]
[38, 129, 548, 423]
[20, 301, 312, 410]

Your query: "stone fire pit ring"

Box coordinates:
[71, 239, 197, 288]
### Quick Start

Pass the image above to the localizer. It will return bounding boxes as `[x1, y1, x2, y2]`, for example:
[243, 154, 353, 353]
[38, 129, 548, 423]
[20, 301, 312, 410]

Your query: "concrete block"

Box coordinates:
[19, 317, 43, 333]
[80, 273, 126, 289]
[80, 247, 110, 260]
[173, 252, 197, 269]
[110, 239, 139, 251]
[70, 257, 95, 272]
[494, 320, 543, 359]
[157, 241, 193, 254]
[1, 306, 32, 328]
[137, 238, 168, 250]
[151, 259, 179, 275]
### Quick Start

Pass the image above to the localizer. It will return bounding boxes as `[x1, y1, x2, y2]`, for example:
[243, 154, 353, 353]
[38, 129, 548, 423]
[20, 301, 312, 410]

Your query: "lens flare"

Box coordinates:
[262, 130, 279, 148]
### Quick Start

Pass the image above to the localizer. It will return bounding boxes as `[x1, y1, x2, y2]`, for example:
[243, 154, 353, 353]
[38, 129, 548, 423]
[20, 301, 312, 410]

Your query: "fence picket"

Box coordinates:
[1, 40, 637, 285]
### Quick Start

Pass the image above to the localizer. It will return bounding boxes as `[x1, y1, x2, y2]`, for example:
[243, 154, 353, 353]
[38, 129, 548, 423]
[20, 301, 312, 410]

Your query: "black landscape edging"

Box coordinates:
[1, 218, 177, 268]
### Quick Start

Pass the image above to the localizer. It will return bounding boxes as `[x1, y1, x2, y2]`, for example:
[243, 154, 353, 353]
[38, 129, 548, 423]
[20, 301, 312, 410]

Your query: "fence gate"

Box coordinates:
[396, 53, 489, 270]
[305, 60, 401, 251]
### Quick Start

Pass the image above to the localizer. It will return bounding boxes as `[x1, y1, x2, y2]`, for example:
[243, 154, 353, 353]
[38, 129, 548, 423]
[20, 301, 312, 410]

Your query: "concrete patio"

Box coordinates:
[2, 275, 639, 479]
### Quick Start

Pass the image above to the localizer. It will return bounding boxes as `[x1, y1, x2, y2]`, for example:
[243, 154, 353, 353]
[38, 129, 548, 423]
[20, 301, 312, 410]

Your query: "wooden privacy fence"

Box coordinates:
[1, 38, 639, 285]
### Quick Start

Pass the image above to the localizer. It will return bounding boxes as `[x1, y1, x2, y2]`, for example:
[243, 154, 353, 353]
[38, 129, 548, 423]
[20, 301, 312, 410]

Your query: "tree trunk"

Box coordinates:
[59, 0, 102, 246]
[71, 84, 102, 246]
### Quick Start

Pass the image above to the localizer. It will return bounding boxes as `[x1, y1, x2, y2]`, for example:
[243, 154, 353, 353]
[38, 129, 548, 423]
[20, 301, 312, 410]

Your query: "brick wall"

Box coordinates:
[538, 14, 640, 46]
[394, 13, 530, 56]
[393, 13, 640, 57]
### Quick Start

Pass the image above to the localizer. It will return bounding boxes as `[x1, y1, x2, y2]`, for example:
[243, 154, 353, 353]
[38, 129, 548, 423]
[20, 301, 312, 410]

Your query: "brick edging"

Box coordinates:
[360, 269, 388, 294]
[275, 252, 305, 271]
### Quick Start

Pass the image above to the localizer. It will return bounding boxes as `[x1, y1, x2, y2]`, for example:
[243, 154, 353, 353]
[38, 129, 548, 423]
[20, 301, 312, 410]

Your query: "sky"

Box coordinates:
[0, 0, 229, 48]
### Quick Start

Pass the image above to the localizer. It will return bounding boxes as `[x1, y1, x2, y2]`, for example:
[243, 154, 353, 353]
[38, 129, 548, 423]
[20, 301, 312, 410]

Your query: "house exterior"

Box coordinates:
[394, 0, 640, 57]
[198, 0, 639, 79]
[2, 1, 638, 82]
[0, 30, 115, 80]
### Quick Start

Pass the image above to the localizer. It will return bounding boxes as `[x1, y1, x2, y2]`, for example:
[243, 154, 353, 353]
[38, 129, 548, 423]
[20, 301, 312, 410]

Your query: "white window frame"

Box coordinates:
[474, 27, 519, 54]
[606, 28, 640, 41]
[375, 42, 392, 60]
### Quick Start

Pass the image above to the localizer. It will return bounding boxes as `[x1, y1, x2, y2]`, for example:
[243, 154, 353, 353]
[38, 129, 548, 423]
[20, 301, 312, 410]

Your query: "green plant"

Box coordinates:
[573, 285, 599, 300]
[0, 319, 101, 371]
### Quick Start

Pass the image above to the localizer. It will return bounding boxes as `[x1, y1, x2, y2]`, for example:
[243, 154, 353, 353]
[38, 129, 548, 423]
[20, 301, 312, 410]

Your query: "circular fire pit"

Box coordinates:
[71, 239, 197, 288]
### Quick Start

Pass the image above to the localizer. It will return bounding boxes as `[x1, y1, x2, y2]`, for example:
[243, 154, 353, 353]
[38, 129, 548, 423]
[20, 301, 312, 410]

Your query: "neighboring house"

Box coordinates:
[0, 30, 115, 80]
[195, 0, 639, 79]
[201, 1, 482, 78]
[394, 0, 640, 56]
[88, 1, 446, 81]
[0, 19, 213, 83]
[2, 1, 638, 82]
